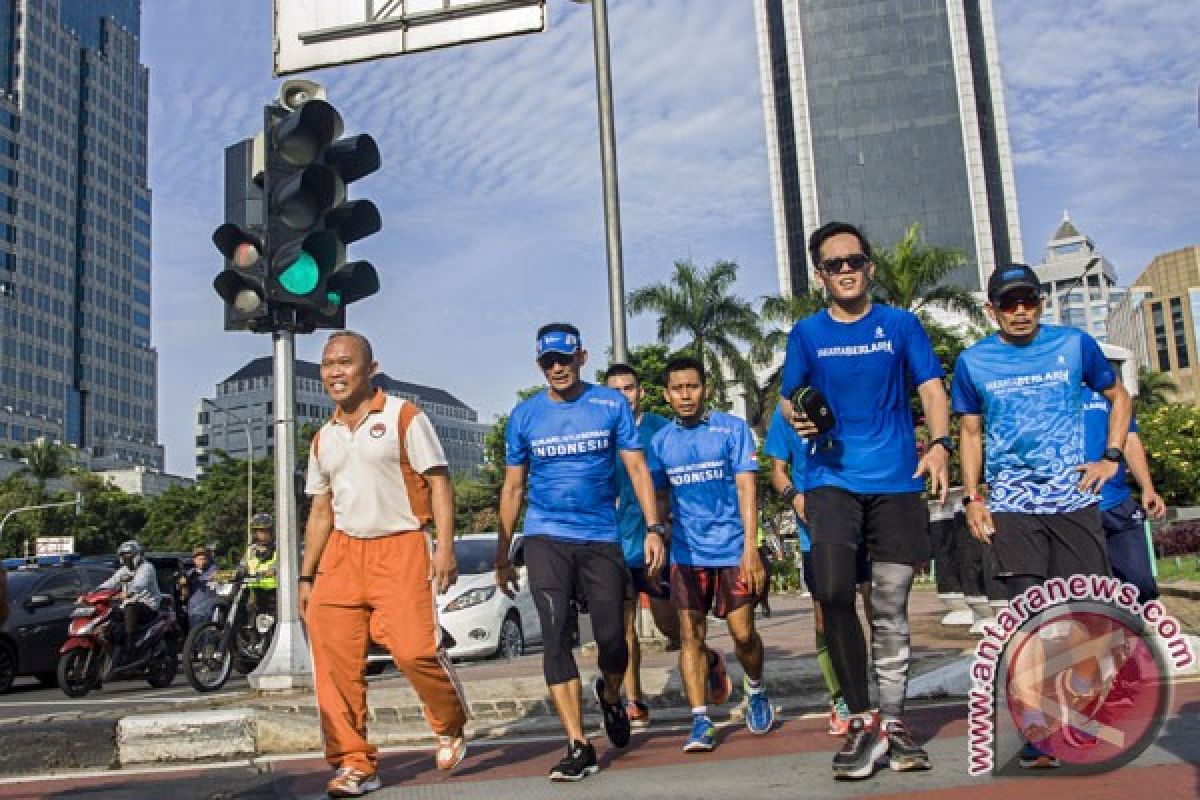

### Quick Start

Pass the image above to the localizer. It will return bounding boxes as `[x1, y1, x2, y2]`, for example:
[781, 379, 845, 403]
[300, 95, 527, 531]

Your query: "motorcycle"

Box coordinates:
[57, 587, 181, 698]
[183, 567, 276, 692]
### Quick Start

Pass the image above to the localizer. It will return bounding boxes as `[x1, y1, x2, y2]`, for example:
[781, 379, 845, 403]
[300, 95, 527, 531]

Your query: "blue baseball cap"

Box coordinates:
[536, 329, 581, 358]
[987, 263, 1041, 302]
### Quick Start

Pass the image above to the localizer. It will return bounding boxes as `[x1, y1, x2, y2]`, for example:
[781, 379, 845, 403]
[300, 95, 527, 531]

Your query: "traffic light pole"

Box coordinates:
[249, 330, 313, 690]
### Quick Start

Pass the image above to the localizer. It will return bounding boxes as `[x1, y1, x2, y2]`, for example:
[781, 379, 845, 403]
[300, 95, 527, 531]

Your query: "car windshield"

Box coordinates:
[453, 538, 498, 576]
[5, 571, 42, 599]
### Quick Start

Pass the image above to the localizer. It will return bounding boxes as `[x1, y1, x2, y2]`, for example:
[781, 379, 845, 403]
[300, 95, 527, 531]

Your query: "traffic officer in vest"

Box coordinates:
[243, 512, 278, 616]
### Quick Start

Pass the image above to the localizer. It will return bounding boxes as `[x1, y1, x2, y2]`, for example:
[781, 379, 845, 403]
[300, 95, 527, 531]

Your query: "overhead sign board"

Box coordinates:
[274, 0, 548, 76]
[35, 536, 74, 556]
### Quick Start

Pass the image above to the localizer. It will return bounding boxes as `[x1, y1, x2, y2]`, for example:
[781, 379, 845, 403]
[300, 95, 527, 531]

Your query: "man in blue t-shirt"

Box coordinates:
[496, 324, 666, 782]
[603, 362, 678, 729]
[649, 355, 774, 753]
[951, 263, 1134, 763]
[763, 404, 871, 737]
[1082, 387, 1165, 602]
[780, 221, 950, 779]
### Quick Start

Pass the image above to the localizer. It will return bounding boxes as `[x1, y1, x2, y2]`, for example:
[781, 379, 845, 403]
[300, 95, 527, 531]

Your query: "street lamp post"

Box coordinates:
[201, 398, 254, 549]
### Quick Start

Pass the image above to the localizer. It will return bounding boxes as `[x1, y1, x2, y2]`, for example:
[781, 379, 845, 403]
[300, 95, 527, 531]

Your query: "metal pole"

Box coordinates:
[249, 330, 312, 690]
[587, 0, 628, 363]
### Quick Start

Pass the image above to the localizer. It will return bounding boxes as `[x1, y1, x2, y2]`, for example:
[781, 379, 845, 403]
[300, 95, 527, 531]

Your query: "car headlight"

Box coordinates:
[443, 586, 497, 613]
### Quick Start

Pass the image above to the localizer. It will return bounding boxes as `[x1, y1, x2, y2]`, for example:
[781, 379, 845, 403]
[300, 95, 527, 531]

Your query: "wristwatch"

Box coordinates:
[298, 575, 314, 584]
[1102, 447, 1123, 463]
[962, 494, 984, 507]
[930, 436, 956, 455]
[646, 523, 666, 536]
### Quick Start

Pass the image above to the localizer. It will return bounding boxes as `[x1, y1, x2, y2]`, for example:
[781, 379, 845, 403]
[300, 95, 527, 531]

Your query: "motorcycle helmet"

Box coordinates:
[117, 539, 143, 570]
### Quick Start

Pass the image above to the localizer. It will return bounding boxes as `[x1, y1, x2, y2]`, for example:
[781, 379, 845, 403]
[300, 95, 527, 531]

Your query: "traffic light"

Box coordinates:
[263, 97, 381, 332]
[212, 222, 270, 331]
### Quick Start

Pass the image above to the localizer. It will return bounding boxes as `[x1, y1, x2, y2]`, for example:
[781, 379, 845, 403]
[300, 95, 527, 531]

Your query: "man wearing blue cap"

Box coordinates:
[495, 323, 666, 782]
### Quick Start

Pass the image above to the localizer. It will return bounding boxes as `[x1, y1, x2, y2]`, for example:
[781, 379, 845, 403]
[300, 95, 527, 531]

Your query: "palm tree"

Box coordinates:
[870, 223, 985, 324]
[15, 439, 73, 501]
[747, 289, 828, 426]
[1137, 367, 1177, 410]
[627, 259, 763, 406]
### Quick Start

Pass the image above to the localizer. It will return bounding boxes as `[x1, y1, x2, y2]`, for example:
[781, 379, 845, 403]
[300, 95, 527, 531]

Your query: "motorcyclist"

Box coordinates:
[96, 540, 162, 665]
[179, 545, 219, 630]
[243, 513, 278, 618]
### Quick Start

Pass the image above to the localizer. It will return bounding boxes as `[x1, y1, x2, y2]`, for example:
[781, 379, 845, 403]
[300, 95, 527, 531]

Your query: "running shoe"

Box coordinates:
[549, 740, 598, 782]
[434, 732, 467, 771]
[828, 697, 851, 736]
[744, 675, 775, 735]
[1019, 741, 1061, 769]
[707, 649, 732, 706]
[326, 767, 382, 798]
[832, 714, 887, 780]
[881, 717, 930, 771]
[683, 714, 716, 753]
[624, 699, 651, 729]
[593, 676, 631, 747]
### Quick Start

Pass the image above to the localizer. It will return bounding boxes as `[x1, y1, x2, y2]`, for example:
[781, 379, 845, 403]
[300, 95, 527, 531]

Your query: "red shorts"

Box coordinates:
[670, 565, 762, 619]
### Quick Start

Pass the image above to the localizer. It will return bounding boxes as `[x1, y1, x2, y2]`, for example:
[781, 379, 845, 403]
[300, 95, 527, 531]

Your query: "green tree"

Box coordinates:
[747, 290, 828, 429]
[13, 439, 75, 501]
[1137, 367, 1178, 411]
[1136, 404, 1200, 506]
[61, 473, 149, 555]
[627, 259, 763, 407]
[596, 342, 673, 420]
[870, 223, 984, 324]
[0, 474, 42, 557]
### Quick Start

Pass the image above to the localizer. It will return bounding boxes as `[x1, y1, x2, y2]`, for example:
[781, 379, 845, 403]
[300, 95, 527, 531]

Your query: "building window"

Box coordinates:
[1170, 297, 1189, 369]
[1152, 302, 1170, 372]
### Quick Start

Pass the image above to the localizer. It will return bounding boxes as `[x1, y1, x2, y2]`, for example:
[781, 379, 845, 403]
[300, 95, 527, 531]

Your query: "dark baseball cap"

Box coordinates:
[987, 263, 1041, 303]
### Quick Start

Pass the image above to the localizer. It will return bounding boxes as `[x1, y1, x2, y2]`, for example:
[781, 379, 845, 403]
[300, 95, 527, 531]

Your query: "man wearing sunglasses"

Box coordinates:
[951, 264, 1133, 766]
[781, 221, 950, 780]
[496, 323, 665, 782]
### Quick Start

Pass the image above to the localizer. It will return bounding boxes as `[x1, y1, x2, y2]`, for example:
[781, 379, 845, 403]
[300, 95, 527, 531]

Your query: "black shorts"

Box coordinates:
[670, 565, 762, 619]
[991, 506, 1109, 580]
[802, 543, 870, 593]
[805, 487, 931, 564]
[625, 566, 670, 602]
[524, 537, 628, 615]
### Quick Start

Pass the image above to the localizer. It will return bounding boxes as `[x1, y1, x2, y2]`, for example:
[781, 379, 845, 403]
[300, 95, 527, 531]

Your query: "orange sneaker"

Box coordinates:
[327, 767, 381, 797]
[435, 732, 468, 771]
[625, 699, 651, 729]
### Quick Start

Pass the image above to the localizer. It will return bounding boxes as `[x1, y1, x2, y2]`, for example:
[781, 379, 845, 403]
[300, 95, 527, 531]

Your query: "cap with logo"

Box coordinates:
[987, 263, 1041, 303]
[536, 330, 581, 357]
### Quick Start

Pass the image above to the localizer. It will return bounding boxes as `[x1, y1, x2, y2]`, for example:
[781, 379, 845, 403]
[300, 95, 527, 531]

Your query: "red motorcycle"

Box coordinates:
[57, 587, 181, 698]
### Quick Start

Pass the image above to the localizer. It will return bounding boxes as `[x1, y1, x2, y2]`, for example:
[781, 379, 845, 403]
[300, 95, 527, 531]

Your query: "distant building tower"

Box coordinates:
[1035, 211, 1121, 343]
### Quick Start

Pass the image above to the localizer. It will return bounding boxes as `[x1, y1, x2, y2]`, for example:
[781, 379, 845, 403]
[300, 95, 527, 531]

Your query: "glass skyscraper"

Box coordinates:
[0, 0, 160, 468]
[753, 0, 1022, 295]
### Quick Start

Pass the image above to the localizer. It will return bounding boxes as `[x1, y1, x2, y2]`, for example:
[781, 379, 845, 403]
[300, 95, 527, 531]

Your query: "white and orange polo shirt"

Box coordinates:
[305, 389, 448, 538]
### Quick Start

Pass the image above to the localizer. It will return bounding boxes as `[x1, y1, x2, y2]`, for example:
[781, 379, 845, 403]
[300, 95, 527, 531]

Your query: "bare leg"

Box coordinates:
[548, 679, 586, 743]
[678, 610, 709, 708]
[622, 601, 642, 702]
[724, 603, 763, 682]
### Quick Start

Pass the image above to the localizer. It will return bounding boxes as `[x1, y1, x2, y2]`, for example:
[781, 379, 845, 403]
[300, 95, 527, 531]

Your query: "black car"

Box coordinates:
[1, 563, 115, 692]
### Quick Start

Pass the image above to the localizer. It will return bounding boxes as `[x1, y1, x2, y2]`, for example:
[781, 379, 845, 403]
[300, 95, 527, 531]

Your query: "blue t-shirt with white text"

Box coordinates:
[649, 410, 758, 567]
[950, 325, 1115, 514]
[1082, 388, 1138, 511]
[762, 406, 812, 551]
[616, 412, 670, 566]
[506, 383, 641, 542]
[779, 305, 944, 494]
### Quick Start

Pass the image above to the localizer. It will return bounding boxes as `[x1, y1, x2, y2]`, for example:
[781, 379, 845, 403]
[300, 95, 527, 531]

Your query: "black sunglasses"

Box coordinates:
[995, 291, 1041, 312]
[538, 352, 574, 369]
[818, 254, 870, 274]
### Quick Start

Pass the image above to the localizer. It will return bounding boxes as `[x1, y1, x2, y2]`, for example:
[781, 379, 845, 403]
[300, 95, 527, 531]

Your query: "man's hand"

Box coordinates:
[495, 563, 519, 597]
[791, 492, 807, 524]
[1142, 488, 1167, 520]
[789, 409, 819, 438]
[965, 502, 995, 544]
[739, 549, 767, 597]
[914, 445, 949, 504]
[1076, 460, 1119, 495]
[298, 581, 312, 620]
[430, 546, 458, 595]
[644, 532, 666, 579]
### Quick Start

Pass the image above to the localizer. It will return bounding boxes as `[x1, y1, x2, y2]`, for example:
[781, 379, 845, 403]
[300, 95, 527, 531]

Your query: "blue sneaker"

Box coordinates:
[744, 676, 775, 734]
[683, 714, 716, 752]
[1019, 741, 1060, 769]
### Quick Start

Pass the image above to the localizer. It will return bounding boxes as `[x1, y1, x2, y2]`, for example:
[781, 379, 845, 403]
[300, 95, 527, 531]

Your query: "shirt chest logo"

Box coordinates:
[875, 325, 886, 339]
[369, 422, 387, 439]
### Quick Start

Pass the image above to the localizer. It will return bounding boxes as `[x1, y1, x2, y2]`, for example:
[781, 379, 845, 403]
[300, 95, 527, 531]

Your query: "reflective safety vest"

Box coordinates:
[244, 548, 278, 590]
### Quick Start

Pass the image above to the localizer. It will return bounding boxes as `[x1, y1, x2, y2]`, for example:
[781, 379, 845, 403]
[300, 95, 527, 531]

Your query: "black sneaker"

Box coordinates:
[832, 714, 888, 780]
[882, 718, 931, 772]
[593, 676, 631, 747]
[549, 740, 598, 782]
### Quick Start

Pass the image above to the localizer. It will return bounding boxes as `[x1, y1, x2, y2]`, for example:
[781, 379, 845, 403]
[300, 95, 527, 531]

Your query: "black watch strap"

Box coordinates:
[298, 575, 315, 584]
[931, 436, 955, 454]
[647, 523, 666, 535]
[1102, 447, 1123, 463]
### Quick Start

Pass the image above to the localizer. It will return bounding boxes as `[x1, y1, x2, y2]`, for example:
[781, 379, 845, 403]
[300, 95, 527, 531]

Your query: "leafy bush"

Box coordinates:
[1152, 521, 1200, 558]
[1136, 404, 1200, 506]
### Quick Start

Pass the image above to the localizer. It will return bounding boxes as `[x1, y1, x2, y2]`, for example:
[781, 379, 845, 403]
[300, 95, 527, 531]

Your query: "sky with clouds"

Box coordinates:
[141, 0, 1199, 476]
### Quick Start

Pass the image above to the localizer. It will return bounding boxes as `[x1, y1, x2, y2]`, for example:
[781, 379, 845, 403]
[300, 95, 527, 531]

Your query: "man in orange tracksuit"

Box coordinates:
[300, 330, 468, 798]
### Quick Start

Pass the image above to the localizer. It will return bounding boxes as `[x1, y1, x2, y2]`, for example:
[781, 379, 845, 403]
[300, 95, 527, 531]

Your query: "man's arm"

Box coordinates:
[735, 471, 765, 594]
[959, 413, 993, 543]
[914, 377, 951, 503]
[426, 466, 458, 594]
[298, 491, 334, 618]
[769, 457, 806, 523]
[1124, 431, 1167, 519]
[495, 464, 527, 596]
[618, 449, 666, 575]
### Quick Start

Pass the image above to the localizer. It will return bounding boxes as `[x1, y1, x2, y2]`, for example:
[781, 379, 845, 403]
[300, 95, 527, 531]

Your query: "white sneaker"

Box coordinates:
[941, 609, 975, 626]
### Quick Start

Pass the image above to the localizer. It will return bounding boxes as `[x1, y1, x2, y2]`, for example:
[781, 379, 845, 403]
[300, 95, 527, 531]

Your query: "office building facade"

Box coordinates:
[195, 358, 489, 476]
[753, 0, 1022, 295]
[0, 0, 160, 468]
[1034, 213, 1122, 344]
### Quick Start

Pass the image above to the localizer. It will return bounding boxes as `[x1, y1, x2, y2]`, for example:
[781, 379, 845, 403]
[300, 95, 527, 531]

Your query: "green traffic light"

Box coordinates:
[278, 250, 319, 295]
[326, 290, 342, 307]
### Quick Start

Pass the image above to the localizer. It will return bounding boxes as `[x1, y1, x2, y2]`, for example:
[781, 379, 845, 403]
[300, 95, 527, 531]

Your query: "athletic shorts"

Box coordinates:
[991, 505, 1109, 580]
[625, 565, 670, 602]
[802, 542, 870, 594]
[805, 487, 931, 564]
[670, 565, 762, 619]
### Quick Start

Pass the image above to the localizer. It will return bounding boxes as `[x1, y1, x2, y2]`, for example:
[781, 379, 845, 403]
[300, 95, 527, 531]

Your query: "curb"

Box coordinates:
[1159, 583, 1200, 601]
[0, 718, 117, 776]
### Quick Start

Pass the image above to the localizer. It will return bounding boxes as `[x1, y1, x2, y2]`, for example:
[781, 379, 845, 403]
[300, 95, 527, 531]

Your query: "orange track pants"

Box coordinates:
[307, 530, 468, 773]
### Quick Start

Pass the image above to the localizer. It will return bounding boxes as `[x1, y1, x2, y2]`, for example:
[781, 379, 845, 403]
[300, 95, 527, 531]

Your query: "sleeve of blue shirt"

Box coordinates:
[504, 405, 529, 466]
[762, 408, 789, 461]
[780, 323, 810, 399]
[648, 431, 668, 489]
[903, 312, 945, 386]
[614, 398, 641, 451]
[950, 355, 981, 415]
[1079, 332, 1116, 392]
[730, 416, 759, 474]
[1130, 414, 1139, 434]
